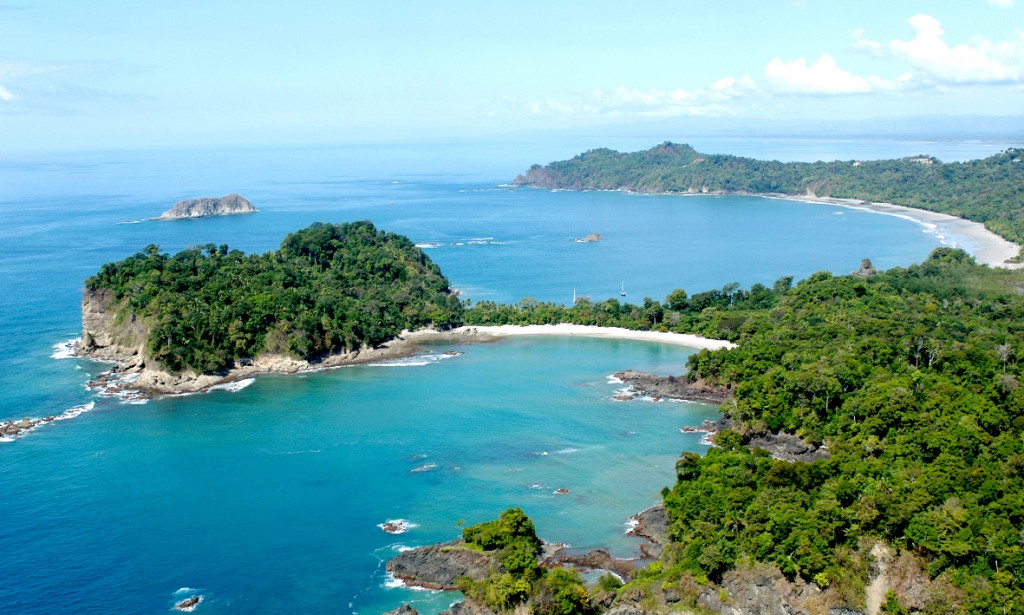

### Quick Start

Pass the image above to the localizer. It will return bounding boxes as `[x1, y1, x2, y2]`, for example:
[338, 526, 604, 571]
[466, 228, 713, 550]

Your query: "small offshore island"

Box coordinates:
[157, 193, 255, 219]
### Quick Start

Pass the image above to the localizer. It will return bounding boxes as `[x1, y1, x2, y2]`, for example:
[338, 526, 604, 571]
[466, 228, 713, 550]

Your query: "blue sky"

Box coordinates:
[1, 0, 1023, 149]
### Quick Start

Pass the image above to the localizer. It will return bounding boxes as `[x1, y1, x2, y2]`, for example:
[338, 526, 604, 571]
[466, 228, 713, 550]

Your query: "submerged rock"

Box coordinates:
[174, 595, 202, 612]
[158, 193, 255, 219]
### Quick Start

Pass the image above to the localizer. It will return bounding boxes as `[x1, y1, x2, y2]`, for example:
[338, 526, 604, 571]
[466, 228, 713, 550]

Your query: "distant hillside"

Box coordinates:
[514, 142, 1024, 255]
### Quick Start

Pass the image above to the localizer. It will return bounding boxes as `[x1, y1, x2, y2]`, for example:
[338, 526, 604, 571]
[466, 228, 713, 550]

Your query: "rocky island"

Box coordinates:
[77, 221, 463, 396]
[157, 193, 255, 219]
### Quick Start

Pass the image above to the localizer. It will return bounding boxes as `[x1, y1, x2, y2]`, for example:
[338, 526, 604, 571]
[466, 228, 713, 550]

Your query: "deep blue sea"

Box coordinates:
[0, 136, 1017, 613]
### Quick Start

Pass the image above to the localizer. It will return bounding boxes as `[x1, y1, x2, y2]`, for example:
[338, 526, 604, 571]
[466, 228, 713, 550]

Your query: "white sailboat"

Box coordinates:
[620, 281, 627, 297]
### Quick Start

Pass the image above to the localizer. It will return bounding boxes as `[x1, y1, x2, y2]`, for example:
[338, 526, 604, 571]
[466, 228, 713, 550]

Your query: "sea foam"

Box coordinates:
[207, 378, 255, 393]
[51, 339, 79, 359]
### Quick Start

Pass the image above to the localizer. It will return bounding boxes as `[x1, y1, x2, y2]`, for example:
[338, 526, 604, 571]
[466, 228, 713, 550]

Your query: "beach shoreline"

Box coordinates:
[74, 325, 733, 400]
[758, 193, 1024, 269]
[406, 324, 736, 351]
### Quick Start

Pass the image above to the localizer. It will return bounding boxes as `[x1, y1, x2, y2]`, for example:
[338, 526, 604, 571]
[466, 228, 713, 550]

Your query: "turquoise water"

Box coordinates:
[0, 138, 1011, 613]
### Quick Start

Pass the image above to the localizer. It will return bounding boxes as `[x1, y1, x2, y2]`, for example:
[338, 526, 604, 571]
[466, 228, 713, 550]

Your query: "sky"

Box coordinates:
[1, 0, 1023, 150]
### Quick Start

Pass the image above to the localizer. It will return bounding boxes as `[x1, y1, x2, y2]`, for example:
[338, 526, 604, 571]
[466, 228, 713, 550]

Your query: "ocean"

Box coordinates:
[0, 136, 1016, 613]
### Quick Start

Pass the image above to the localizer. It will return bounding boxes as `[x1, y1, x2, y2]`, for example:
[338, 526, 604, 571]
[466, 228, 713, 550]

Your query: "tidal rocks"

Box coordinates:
[385, 539, 495, 590]
[173, 595, 202, 611]
[158, 194, 255, 220]
[576, 232, 603, 242]
[1, 418, 41, 438]
[613, 370, 732, 404]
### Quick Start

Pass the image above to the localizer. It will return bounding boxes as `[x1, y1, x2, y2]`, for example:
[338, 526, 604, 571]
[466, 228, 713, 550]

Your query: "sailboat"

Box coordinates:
[620, 281, 627, 297]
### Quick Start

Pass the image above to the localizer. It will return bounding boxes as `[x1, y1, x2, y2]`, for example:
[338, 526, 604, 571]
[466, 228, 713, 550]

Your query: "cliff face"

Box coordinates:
[80, 288, 149, 365]
[158, 193, 255, 219]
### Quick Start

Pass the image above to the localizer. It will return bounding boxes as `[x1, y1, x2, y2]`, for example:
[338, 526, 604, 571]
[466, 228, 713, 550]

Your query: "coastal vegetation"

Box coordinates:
[514, 142, 1024, 255]
[84, 221, 462, 374]
[458, 507, 594, 614]
[462, 249, 1024, 613]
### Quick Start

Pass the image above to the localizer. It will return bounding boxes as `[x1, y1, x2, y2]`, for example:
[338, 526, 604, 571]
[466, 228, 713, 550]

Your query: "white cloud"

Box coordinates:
[854, 14, 1024, 83]
[988, 0, 1013, 8]
[524, 14, 1024, 122]
[531, 79, 762, 120]
[0, 84, 14, 101]
[764, 54, 874, 94]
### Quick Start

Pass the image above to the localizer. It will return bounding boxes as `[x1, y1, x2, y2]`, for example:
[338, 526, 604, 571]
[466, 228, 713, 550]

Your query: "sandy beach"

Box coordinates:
[768, 194, 1024, 269]
[406, 324, 736, 351]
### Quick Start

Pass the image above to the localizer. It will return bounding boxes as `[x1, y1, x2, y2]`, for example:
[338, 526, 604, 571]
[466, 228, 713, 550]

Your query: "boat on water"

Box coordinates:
[620, 281, 627, 297]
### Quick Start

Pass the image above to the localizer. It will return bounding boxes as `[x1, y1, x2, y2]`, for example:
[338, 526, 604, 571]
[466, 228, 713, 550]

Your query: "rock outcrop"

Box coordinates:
[627, 505, 671, 559]
[614, 370, 732, 404]
[385, 539, 496, 590]
[80, 288, 149, 364]
[158, 193, 255, 219]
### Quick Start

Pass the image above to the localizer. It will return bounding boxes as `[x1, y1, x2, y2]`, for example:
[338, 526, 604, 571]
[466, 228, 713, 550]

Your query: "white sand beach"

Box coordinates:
[773, 195, 1024, 269]
[409, 324, 736, 351]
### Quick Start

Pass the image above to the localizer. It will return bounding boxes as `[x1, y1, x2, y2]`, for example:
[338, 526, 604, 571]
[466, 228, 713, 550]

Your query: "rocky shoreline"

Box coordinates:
[386, 505, 672, 595]
[613, 370, 732, 404]
[614, 369, 829, 462]
[76, 336, 426, 399]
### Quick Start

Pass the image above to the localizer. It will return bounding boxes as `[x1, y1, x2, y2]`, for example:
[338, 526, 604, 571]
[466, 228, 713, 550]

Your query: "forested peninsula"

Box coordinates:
[513, 142, 1024, 257]
[79, 221, 462, 393]
[407, 249, 1024, 614]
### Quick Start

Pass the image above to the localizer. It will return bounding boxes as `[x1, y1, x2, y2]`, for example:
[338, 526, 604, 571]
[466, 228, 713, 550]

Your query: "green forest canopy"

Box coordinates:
[85, 221, 463, 374]
[514, 142, 1024, 254]
[464, 250, 1024, 612]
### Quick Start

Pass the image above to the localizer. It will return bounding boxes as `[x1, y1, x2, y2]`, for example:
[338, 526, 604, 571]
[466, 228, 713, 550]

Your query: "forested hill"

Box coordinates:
[513, 142, 1024, 253]
[460, 250, 1024, 612]
[84, 221, 463, 374]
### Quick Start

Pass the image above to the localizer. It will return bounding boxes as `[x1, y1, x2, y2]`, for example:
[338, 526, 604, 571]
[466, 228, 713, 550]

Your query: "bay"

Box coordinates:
[0, 136, 1014, 613]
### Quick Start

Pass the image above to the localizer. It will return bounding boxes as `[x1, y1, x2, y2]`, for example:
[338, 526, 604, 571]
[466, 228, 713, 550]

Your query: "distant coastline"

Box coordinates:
[768, 194, 1024, 269]
[529, 185, 1023, 270]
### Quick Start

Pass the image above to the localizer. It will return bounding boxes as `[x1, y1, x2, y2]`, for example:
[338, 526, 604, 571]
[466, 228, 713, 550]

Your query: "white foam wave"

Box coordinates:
[378, 519, 418, 534]
[51, 339, 80, 359]
[117, 219, 146, 225]
[55, 401, 95, 422]
[554, 447, 580, 455]
[624, 518, 639, 533]
[410, 463, 437, 473]
[174, 588, 199, 596]
[207, 378, 255, 393]
[382, 572, 406, 589]
[606, 374, 624, 385]
[370, 352, 461, 368]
